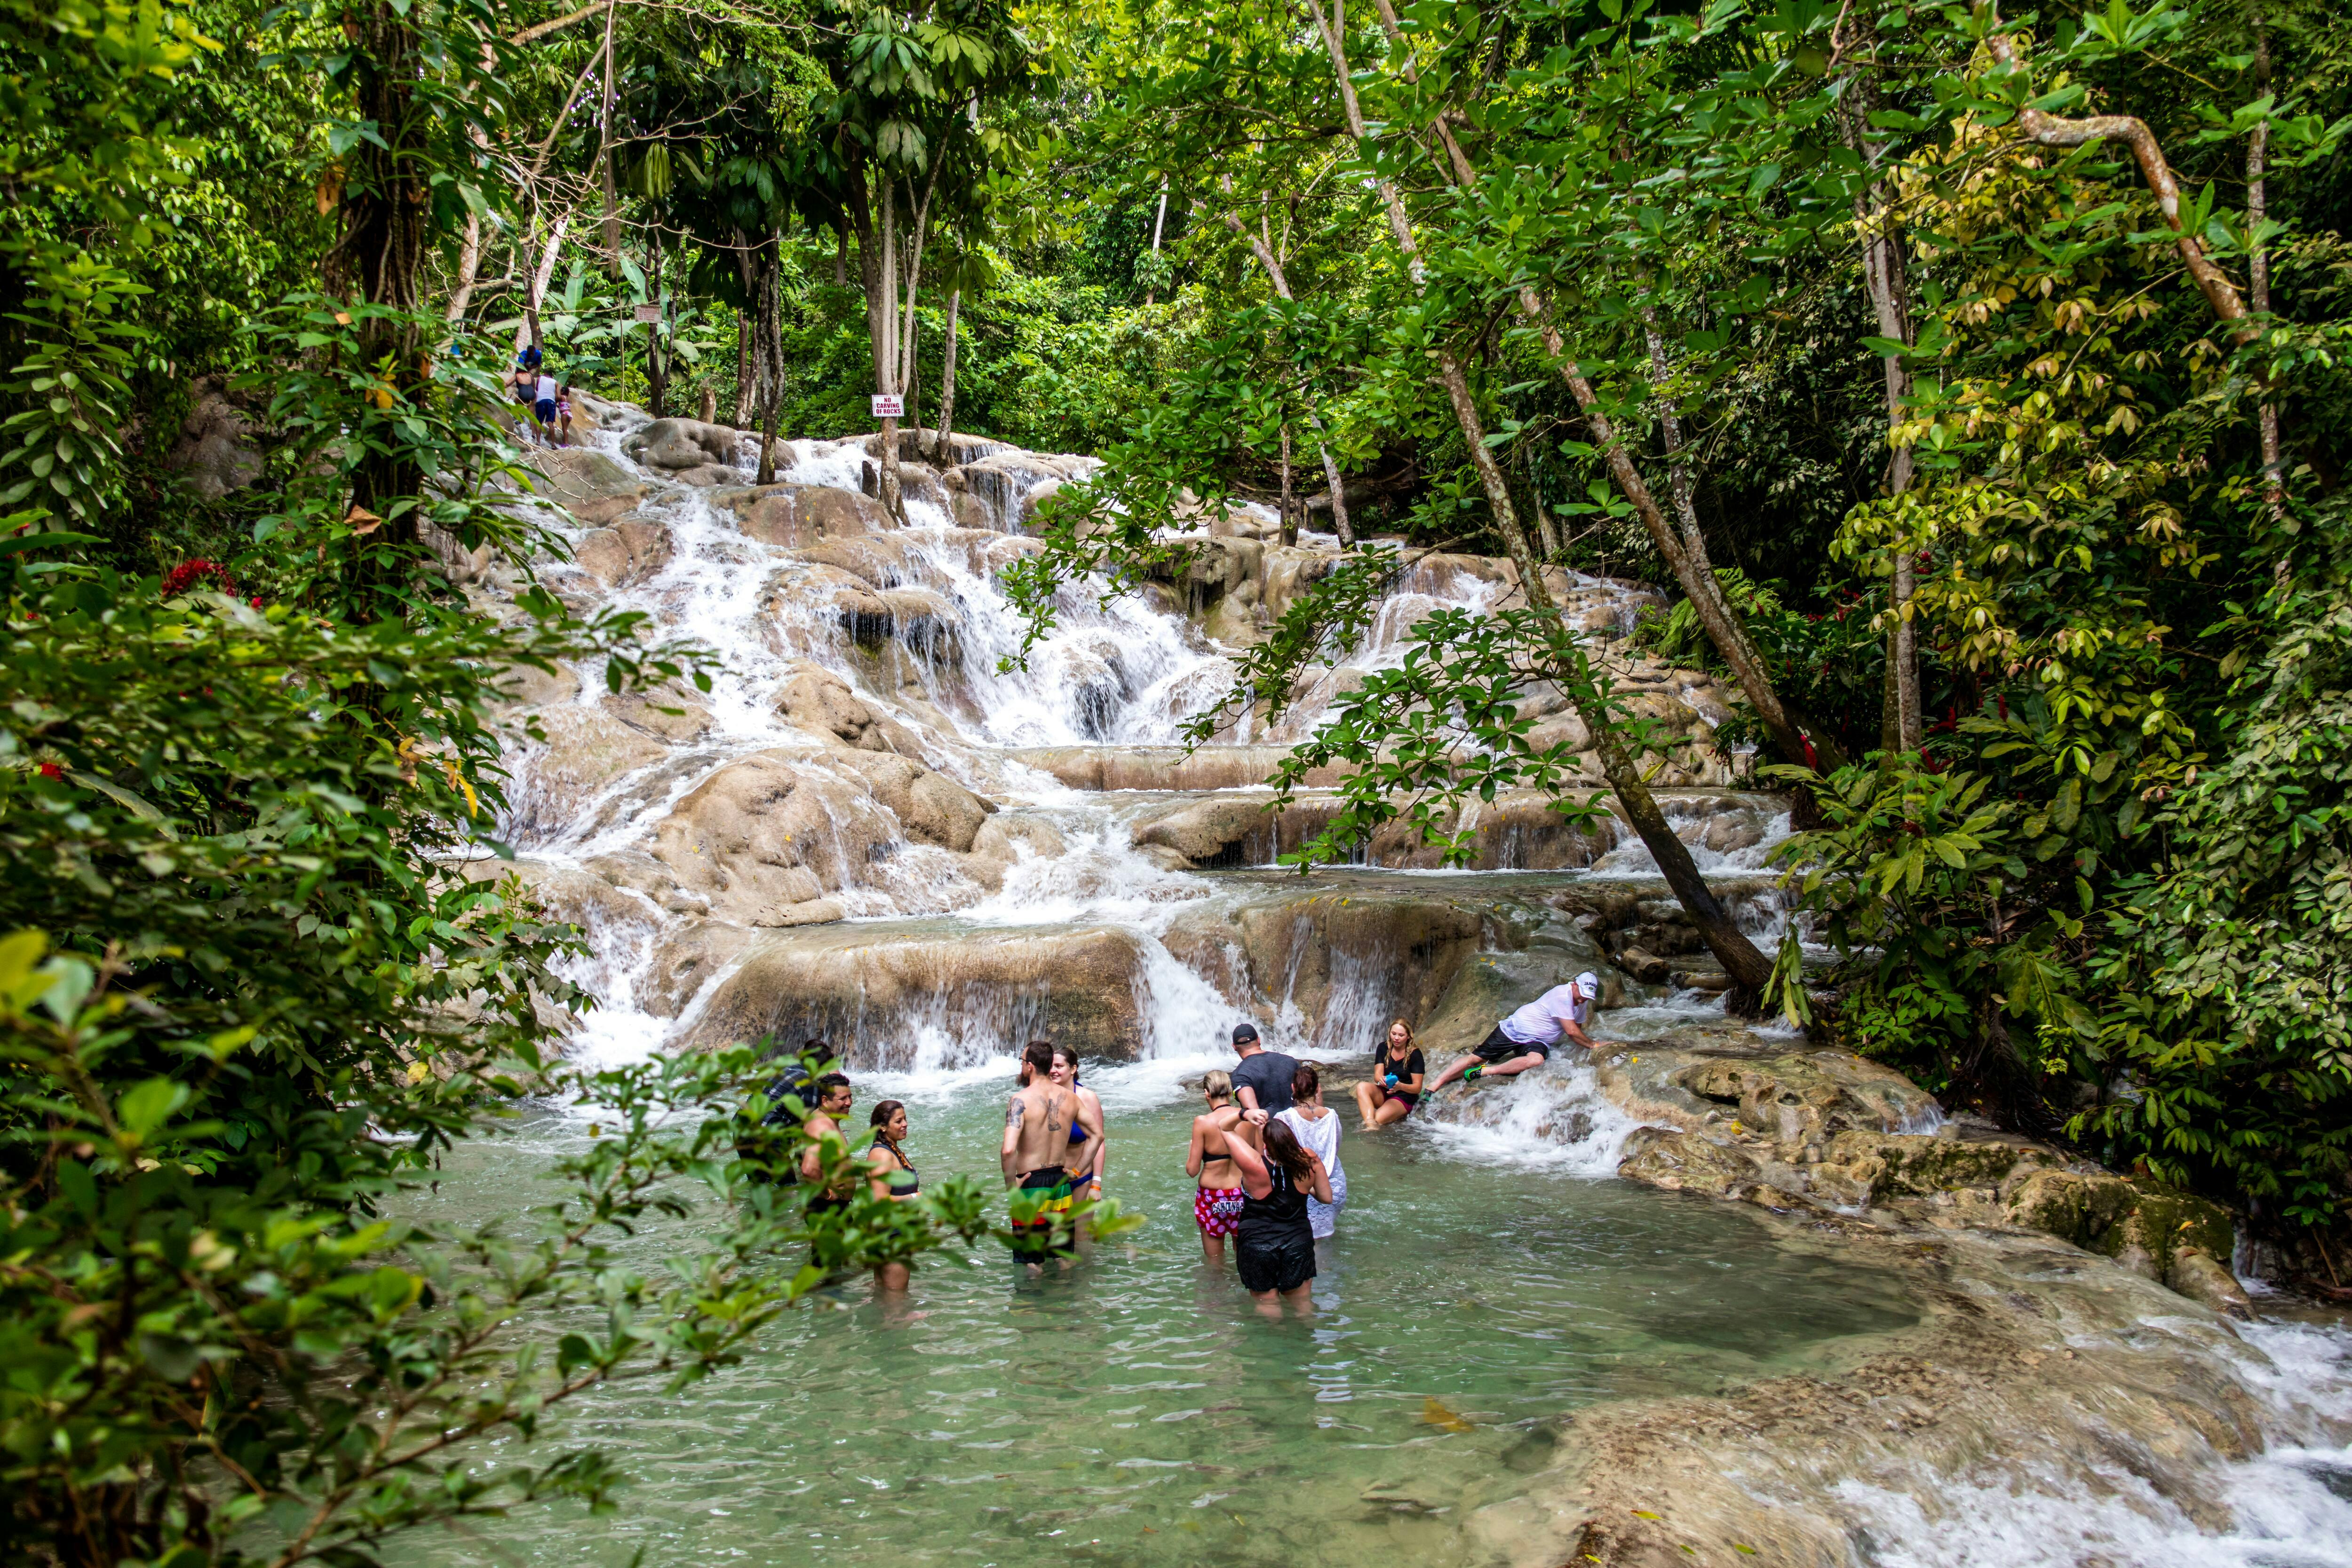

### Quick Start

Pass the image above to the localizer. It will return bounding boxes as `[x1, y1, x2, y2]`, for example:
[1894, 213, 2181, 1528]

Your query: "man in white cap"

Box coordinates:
[1427, 972, 1606, 1092]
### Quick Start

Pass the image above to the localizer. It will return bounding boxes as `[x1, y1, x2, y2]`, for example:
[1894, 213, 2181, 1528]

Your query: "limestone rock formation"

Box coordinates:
[572, 515, 672, 586]
[623, 417, 740, 477]
[518, 447, 649, 525]
[727, 482, 889, 546]
[165, 380, 262, 499]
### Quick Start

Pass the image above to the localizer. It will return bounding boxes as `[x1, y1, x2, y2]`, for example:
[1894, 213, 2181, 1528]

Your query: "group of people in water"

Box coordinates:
[755, 973, 1607, 1313]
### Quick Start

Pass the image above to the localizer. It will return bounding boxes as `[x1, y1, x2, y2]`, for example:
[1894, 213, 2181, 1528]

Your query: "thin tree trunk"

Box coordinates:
[1364, 0, 1835, 771]
[1145, 176, 1170, 306]
[1840, 55, 1923, 754]
[1279, 421, 1296, 547]
[1309, 0, 1772, 996]
[700, 386, 716, 424]
[514, 214, 569, 362]
[935, 287, 961, 456]
[1987, 29, 2248, 329]
[446, 213, 483, 323]
[2250, 18, 2283, 523]
[1218, 201, 1354, 545]
[905, 301, 921, 443]
[874, 174, 904, 521]
[597, 0, 620, 277]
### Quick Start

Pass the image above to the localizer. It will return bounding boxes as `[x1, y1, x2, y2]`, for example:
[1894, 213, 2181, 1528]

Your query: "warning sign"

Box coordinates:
[870, 393, 904, 419]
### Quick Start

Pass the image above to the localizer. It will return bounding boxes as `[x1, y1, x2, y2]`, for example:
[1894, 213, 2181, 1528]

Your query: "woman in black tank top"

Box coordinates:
[1226, 1120, 1331, 1314]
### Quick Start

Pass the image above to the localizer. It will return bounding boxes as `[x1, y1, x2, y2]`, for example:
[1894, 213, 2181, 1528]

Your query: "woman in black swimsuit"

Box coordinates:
[1224, 1118, 1332, 1316]
[1353, 1019, 1425, 1131]
[866, 1100, 920, 1291]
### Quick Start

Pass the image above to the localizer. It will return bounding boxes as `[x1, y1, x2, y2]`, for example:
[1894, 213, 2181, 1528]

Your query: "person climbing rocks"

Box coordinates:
[555, 382, 575, 447]
[1001, 1039, 1076, 1267]
[1427, 972, 1607, 1093]
[532, 368, 560, 447]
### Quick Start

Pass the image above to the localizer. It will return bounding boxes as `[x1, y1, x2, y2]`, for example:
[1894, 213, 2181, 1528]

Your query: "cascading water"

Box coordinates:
[428, 399, 2352, 1568]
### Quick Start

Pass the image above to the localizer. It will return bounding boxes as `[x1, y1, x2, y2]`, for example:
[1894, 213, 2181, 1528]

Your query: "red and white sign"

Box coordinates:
[632, 303, 665, 324]
[870, 393, 904, 419]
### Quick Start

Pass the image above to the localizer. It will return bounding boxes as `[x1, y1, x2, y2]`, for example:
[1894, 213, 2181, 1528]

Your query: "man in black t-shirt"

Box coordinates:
[1226, 1022, 1299, 1132]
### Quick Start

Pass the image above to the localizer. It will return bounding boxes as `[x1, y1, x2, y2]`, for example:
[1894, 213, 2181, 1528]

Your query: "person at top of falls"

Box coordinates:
[531, 370, 560, 448]
[866, 1099, 920, 1293]
[1354, 1018, 1425, 1131]
[1276, 1063, 1346, 1242]
[1427, 972, 1607, 1093]
[1224, 1117, 1332, 1316]
[1050, 1046, 1106, 1204]
[1001, 1039, 1077, 1268]
[1187, 1069, 1248, 1266]
[1227, 1022, 1300, 1129]
[798, 1073, 857, 1215]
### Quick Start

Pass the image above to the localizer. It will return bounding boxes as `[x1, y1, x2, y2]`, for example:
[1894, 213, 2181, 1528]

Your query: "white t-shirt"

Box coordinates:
[535, 374, 558, 403]
[1498, 982, 1593, 1045]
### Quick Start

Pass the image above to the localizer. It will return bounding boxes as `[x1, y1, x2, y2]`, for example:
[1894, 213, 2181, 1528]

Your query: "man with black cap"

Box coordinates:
[1226, 1022, 1300, 1131]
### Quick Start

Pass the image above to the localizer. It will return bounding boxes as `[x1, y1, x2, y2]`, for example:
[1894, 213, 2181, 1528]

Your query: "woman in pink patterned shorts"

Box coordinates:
[1186, 1069, 1249, 1265]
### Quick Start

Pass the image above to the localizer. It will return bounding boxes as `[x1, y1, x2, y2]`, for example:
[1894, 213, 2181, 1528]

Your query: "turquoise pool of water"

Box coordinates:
[391, 1068, 1918, 1568]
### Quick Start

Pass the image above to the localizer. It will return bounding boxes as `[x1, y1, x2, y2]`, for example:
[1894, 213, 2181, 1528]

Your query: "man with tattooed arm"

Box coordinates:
[1001, 1039, 1076, 1267]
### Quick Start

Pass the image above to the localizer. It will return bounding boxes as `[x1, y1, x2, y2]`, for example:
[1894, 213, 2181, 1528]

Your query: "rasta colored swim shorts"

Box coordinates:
[1194, 1186, 1245, 1239]
[1010, 1168, 1074, 1260]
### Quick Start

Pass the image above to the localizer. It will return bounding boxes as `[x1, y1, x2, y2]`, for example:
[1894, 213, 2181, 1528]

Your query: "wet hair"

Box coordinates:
[1052, 1045, 1081, 1073]
[1290, 1062, 1320, 1101]
[1263, 1118, 1314, 1184]
[1023, 1039, 1056, 1075]
[816, 1072, 851, 1100]
[1203, 1069, 1233, 1102]
[869, 1099, 906, 1130]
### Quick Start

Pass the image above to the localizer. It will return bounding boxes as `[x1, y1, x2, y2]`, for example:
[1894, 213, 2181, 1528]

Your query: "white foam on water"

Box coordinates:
[1411, 1057, 1655, 1179]
[1830, 1318, 2352, 1568]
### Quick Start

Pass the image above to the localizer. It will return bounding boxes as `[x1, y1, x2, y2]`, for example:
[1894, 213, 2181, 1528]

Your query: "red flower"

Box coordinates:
[161, 559, 237, 598]
[38, 762, 62, 780]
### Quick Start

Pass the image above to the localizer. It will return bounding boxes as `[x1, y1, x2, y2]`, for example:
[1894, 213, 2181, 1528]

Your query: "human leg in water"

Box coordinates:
[1428, 1029, 1552, 1092]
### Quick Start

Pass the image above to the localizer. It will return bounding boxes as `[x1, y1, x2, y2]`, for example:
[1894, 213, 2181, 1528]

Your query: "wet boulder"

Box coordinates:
[518, 447, 649, 525]
[643, 750, 895, 924]
[819, 750, 994, 853]
[771, 661, 913, 752]
[730, 482, 891, 547]
[571, 515, 672, 587]
[687, 923, 1152, 1063]
[500, 705, 668, 839]
[165, 380, 262, 499]
[2001, 1169, 2236, 1286]
[623, 417, 739, 474]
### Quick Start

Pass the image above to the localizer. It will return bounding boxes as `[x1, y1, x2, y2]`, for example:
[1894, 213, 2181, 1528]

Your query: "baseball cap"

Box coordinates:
[1231, 1022, 1260, 1045]
[1574, 971, 1601, 996]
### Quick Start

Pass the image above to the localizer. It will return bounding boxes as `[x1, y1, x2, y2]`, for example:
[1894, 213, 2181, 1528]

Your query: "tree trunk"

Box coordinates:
[1839, 52, 1923, 756]
[905, 300, 921, 442]
[1218, 202, 1354, 545]
[334, 0, 430, 578]
[2249, 18, 2283, 523]
[514, 213, 569, 364]
[1145, 176, 1169, 306]
[597, 0, 620, 277]
[936, 287, 961, 456]
[1279, 421, 1296, 547]
[445, 212, 483, 324]
[1309, 0, 1772, 996]
[645, 230, 667, 417]
[1987, 31, 2248, 329]
[1363, 0, 1836, 772]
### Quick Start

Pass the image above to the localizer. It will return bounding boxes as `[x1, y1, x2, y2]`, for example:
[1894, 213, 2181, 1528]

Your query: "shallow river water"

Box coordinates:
[393, 1061, 1918, 1568]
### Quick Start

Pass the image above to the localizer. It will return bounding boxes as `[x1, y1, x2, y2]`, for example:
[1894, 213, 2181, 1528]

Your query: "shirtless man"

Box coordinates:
[1001, 1039, 1075, 1266]
[1051, 1046, 1107, 1204]
[1428, 973, 1606, 1092]
[1185, 1070, 1248, 1265]
[798, 1073, 856, 1215]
